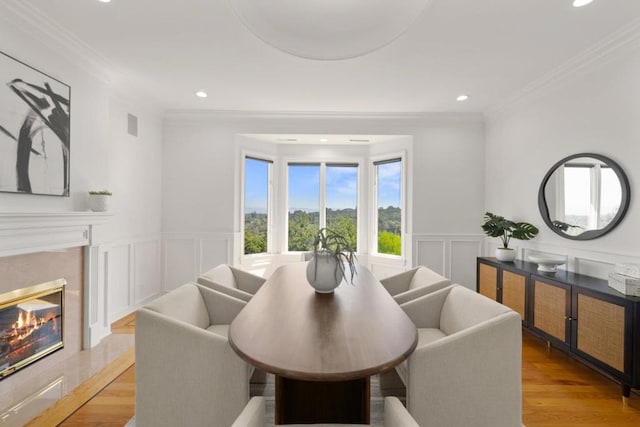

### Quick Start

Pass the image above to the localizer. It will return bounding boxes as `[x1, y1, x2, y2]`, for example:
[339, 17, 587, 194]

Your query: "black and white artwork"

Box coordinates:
[0, 51, 70, 196]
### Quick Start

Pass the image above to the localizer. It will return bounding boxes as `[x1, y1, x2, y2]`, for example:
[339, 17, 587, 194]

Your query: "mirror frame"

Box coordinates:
[538, 152, 631, 240]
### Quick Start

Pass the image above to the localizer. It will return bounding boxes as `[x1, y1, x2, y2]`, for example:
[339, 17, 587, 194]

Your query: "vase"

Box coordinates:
[306, 253, 343, 293]
[495, 248, 516, 262]
[88, 194, 111, 212]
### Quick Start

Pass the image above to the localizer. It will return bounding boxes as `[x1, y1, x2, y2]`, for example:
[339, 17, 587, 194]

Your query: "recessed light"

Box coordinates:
[319, 138, 328, 142]
[573, 0, 593, 7]
[98, 0, 112, 3]
[456, 94, 469, 101]
[195, 91, 208, 98]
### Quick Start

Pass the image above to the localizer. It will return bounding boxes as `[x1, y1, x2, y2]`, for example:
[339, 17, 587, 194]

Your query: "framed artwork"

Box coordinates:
[0, 50, 71, 196]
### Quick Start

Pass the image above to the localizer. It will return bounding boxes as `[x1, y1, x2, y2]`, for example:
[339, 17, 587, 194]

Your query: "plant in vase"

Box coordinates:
[88, 190, 112, 212]
[481, 212, 539, 262]
[306, 227, 357, 294]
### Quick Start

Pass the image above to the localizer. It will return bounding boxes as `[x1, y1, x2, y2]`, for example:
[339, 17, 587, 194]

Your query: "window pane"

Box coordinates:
[377, 160, 402, 255]
[326, 165, 358, 251]
[599, 167, 622, 228]
[244, 158, 269, 254]
[288, 164, 320, 251]
[563, 166, 591, 229]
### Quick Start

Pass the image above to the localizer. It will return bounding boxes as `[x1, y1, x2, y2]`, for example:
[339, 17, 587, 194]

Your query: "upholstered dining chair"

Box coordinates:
[231, 396, 420, 427]
[395, 285, 523, 427]
[379, 266, 451, 304]
[135, 283, 250, 427]
[197, 264, 266, 302]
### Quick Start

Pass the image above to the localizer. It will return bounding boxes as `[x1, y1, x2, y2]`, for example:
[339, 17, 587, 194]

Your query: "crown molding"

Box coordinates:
[163, 109, 484, 123]
[1, 0, 164, 115]
[1, 0, 116, 84]
[486, 16, 640, 119]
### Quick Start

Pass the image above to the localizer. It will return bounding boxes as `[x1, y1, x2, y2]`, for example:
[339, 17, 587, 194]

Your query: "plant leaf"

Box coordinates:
[511, 222, 539, 240]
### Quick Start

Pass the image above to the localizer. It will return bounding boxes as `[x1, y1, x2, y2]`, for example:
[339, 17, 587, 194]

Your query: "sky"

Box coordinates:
[244, 159, 401, 213]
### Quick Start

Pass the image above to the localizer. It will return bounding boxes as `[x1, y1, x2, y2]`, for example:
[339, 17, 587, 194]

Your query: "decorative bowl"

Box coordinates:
[527, 254, 566, 273]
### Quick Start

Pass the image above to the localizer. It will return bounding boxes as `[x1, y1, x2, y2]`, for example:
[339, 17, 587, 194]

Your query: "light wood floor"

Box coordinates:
[54, 316, 640, 426]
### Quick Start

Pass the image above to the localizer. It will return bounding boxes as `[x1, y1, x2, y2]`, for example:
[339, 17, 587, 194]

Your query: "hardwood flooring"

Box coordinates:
[50, 314, 640, 426]
[522, 331, 640, 426]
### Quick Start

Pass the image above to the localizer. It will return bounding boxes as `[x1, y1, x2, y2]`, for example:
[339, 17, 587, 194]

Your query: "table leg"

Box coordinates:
[275, 375, 370, 424]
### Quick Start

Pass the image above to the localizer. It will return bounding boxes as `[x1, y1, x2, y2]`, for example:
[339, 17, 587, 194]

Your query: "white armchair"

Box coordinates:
[380, 266, 451, 305]
[197, 264, 266, 302]
[398, 285, 522, 427]
[135, 283, 250, 427]
[231, 396, 419, 427]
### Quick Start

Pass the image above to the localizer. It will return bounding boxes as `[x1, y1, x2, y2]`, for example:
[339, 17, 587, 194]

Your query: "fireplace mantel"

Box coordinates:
[0, 211, 112, 257]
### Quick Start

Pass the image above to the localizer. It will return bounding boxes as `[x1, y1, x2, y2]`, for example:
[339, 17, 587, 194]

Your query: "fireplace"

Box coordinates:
[0, 279, 65, 380]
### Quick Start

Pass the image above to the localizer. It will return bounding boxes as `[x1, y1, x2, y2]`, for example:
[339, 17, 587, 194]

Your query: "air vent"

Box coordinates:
[276, 138, 297, 142]
[127, 114, 138, 137]
[349, 139, 370, 143]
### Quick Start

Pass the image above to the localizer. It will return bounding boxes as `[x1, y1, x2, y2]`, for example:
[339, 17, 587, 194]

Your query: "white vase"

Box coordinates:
[495, 248, 516, 262]
[88, 194, 111, 212]
[306, 253, 343, 293]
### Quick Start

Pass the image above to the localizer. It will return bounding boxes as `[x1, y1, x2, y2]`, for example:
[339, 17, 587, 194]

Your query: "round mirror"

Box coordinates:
[538, 153, 630, 240]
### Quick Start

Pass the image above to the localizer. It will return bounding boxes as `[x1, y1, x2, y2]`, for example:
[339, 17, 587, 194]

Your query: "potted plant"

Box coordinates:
[481, 212, 539, 262]
[306, 227, 357, 293]
[88, 190, 112, 212]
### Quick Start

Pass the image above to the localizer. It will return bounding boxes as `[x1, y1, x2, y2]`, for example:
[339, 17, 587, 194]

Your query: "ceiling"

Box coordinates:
[23, 0, 640, 113]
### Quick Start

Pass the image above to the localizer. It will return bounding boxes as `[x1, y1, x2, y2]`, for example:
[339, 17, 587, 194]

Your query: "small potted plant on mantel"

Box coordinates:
[481, 212, 539, 262]
[87, 190, 112, 212]
[306, 227, 357, 294]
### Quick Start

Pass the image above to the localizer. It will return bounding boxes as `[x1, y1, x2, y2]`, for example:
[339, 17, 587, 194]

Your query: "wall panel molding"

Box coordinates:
[85, 234, 161, 347]
[162, 232, 234, 292]
[413, 234, 483, 288]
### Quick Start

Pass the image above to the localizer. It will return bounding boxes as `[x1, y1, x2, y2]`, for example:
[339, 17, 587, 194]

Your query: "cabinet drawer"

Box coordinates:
[533, 279, 570, 344]
[502, 270, 526, 322]
[576, 293, 625, 373]
[478, 263, 498, 301]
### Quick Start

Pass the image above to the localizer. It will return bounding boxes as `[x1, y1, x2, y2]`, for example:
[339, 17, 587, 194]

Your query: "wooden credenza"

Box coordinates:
[477, 257, 640, 400]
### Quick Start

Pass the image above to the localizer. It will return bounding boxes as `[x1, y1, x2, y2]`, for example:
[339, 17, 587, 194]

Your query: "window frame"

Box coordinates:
[241, 153, 274, 256]
[370, 153, 406, 259]
[285, 160, 361, 253]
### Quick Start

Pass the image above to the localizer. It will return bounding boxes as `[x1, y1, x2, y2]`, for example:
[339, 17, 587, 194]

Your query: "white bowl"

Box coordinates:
[527, 254, 566, 272]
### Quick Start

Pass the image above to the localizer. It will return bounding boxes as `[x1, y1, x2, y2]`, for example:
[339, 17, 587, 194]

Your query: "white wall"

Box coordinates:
[0, 3, 164, 345]
[485, 41, 640, 278]
[162, 113, 485, 290]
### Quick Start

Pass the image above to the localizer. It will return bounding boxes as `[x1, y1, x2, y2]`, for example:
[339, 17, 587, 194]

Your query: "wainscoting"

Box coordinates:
[412, 234, 484, 290]
[162, 231, 484, 290]
[162, 232, 234, 292]
[86, 234, 162, 347]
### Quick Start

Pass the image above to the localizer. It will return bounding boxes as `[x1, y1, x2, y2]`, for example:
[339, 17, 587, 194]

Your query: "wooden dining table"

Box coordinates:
[228, 262, 418, 425]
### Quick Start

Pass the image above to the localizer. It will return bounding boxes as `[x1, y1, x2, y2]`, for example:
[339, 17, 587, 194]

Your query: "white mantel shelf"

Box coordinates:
[0, 211, 113, 258]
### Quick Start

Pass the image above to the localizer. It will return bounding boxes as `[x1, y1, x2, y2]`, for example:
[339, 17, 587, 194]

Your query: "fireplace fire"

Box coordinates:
[0, 279, 65, 380]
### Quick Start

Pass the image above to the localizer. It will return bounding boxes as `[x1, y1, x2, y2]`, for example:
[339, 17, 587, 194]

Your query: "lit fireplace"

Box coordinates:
[0, 279, 65, 380]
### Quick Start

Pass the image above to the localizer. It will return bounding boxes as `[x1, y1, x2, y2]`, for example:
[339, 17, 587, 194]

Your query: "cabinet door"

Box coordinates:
[501, 270, 527, 324]
[573, 290, 631, 376]
[532, 278, 571, 347]
[478, 262, 498, 301]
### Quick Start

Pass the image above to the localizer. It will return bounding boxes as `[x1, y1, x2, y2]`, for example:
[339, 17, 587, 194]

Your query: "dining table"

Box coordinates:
[228, 262, 418, 424]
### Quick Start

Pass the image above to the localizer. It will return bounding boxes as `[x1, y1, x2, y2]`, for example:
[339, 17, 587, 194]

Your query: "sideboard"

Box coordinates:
[476, 257, 640, 401]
